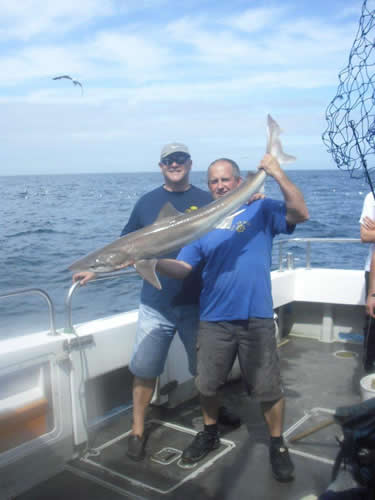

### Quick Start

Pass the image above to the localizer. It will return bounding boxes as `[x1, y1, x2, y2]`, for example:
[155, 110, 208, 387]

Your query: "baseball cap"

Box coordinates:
[160, 142, 190, 160]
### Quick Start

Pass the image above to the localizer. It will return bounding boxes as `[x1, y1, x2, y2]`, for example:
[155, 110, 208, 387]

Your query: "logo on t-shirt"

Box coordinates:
[233, 220, 250, 232]
[185, 205, 198, 213]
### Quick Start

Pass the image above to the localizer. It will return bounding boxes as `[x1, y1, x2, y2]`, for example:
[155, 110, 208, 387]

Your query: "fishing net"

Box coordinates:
[322, 0, 375, 192]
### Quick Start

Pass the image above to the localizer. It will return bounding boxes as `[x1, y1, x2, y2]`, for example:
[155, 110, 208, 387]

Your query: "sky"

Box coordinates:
[0, 0, 370, 175]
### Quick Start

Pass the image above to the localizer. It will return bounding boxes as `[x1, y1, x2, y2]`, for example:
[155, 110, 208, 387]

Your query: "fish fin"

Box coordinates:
[215, 209, 246, 229]
[134, 259, 162, 289]
[156, 202, 182, 221]
[266, 114, 296, 165]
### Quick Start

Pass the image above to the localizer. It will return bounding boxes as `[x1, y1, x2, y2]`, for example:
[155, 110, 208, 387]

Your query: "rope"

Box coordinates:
[322, 0, 375, 195]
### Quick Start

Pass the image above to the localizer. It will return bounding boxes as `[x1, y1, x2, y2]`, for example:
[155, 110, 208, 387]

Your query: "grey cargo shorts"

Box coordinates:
[195, 318, 283, 402]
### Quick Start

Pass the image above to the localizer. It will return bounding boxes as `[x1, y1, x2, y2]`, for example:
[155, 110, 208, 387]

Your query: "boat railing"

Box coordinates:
[64, 238, 363, 331]
[64, 269, 136, 333]
[278, 237, 361, 271]
[0, 287, 57, 336]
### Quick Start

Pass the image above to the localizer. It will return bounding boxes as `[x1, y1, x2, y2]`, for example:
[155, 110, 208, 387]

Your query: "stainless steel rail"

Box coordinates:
[64, 269, 137, 333]
[0, 287, 57, 336]
[278, 237, 361, 271]
[64, 238, 363, 330]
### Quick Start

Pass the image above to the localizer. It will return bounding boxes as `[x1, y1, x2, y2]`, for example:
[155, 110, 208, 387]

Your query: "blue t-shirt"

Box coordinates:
[121, 185, 212, 313]
[177, 198, 295, 321]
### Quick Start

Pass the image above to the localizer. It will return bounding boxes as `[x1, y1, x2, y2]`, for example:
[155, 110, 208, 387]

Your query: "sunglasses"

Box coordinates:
[161, 153, 190, 166]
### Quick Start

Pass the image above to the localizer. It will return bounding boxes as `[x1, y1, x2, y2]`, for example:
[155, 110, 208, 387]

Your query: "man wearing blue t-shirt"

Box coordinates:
[157, 155, 309, 482]
[73, 143, 241, 461]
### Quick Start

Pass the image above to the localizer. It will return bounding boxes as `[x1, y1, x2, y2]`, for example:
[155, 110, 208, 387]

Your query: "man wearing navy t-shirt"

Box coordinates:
[121, 143, 214, 460]
[73, 143, 241, 460]
[157, 155, 309, 481]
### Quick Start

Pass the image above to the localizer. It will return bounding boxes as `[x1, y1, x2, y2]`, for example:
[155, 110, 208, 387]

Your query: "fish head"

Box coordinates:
[69, 248, 134, 273]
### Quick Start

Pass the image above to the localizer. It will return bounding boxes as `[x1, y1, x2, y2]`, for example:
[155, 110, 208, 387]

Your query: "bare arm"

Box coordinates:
[156, 258, 193, 280]
[361, 216, 375, 243]
[72, 271, 97, 285]
[259, 154, 309, 225]
[367, 251, 375, 319]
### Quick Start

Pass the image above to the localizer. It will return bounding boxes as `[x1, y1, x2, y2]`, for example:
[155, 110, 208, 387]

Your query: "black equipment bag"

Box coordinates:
[332, 397, 375, 489]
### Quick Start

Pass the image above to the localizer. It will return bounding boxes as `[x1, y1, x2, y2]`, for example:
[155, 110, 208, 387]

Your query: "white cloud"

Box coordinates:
[0, 0, 115, 41]
[0, 65, 339, 110]
[0, 3, 359, 91]
[88, 31, 172, 81]
[165, 11, 356, 71]
[0, 1, 368, 174]
[338, 3, 364, 20]
[223, 6, 287, 33]
[0, 45, 91, 86]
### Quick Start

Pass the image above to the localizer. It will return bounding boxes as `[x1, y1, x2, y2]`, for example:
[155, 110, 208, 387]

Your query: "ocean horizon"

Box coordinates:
[0, 167, 339, 179]
[1, 169, 370, 339]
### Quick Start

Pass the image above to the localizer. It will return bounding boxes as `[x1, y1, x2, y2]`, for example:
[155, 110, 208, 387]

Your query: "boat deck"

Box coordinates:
[16, 336, 364, 500]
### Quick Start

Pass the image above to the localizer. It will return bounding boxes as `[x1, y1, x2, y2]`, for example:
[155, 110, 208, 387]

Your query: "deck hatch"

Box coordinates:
[150, 447, 181, 465]
[71, 419, 235, 496]
[333, 350, 357, 359]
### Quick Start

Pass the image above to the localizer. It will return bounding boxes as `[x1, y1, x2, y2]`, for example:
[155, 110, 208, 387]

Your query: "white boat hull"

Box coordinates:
[0, 256, 367, 498]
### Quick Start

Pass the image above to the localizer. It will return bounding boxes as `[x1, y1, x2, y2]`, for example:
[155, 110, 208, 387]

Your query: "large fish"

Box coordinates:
[69, 114, 295, 289]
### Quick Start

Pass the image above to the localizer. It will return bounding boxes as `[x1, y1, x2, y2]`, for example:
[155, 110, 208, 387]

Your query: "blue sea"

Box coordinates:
[0, 170, 371, 339]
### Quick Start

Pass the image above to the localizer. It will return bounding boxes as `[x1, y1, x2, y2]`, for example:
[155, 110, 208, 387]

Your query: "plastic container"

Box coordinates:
[360, 374, 375, 401]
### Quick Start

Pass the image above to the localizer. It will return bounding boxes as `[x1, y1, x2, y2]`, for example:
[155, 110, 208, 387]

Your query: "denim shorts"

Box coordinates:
[129, 303, 199, 379]
[195, 318, 283, 402]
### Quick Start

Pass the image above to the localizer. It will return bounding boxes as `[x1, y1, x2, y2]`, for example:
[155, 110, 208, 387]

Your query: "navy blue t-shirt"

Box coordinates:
[121, 185, 212, 313]
[178, 198, 295, 321]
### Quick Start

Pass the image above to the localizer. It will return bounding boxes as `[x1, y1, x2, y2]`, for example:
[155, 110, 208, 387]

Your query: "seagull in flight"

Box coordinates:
[52, 75, 83, 95]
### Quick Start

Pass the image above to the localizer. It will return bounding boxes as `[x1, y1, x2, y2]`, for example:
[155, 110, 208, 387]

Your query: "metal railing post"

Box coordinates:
[306, 241, 311, 269]
[0, 288, 57, 336]
[275, 237, 360, 271]
[279, 240, 284, 271]
[287, 252, 294, 270]
[64, 281, 81, 333]
[64, 269, 137, 333]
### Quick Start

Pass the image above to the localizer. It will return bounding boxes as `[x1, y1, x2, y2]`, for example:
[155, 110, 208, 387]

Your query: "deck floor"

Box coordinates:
[16, 336, 365, 500]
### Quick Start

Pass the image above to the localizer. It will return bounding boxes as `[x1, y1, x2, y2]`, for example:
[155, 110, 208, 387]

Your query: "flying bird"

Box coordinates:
[52, 75, 83, 95]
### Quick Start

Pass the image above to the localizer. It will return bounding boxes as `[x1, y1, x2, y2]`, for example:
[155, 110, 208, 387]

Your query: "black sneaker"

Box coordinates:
[181, 431, 220, 463]
[269, 443, 295, 482]
[127, 434, 146, 461]
[218, 406, 241, 428]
